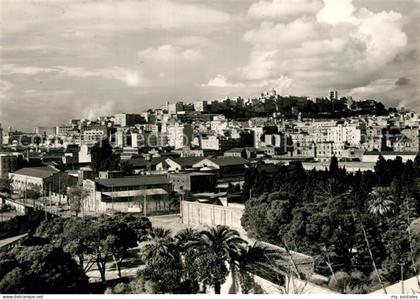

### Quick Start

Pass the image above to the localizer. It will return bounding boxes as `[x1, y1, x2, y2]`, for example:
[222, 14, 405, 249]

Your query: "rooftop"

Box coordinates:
[11, 166, 59, 179]
[208, 156, 249, 166]
[96, 175, 169, 188]
[169, 157, 205, 167]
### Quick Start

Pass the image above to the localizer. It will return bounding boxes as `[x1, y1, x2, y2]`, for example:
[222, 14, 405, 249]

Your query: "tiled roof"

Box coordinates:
[126, 157, 166, 167]
[169, 157, 205, 167]
[208, 156, 249, 166]
[12, 166, 59, 179]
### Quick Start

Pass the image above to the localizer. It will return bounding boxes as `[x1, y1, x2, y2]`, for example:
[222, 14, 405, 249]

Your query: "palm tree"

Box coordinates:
[148, 227, 172, 240]
[197, 225, 245, 294]
[143, 227, 174, 263]
[234, 241, 285, 294]
[367, 187, 395, 217]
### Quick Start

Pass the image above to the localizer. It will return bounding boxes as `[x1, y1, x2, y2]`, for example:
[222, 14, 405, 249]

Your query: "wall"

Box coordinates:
[181, 201, 245, 234]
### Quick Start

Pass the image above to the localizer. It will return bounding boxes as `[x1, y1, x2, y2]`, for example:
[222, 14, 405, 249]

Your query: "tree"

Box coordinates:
[367, 187, 395, 217]
[120, 160, 134, 176]
[68, 186, 88, 217]
[329, 155, 339, 175]
[26, 186, 41, 207]
[90, 138, 120, 172]
[97, 215, 138, 278]
[234, 242, 285, 294]
[142, 227, 185, 293]
[0, 244, 89, 294]
[0, 178, 12, 196]
[196, 225, 245, 294]
[0, 210, 46, 239]
[241, 192, 294, 243]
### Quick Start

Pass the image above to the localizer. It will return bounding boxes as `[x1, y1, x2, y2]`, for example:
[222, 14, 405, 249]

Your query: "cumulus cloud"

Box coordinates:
[226, 0, 409, 95]
[248, 0, 323, 20]
[243, 18, 324, 46]
[138, 45, 203, 62]
[204, 74, 292, 94]
[205, 75, 245, 88]
[316, 0, 358, 25]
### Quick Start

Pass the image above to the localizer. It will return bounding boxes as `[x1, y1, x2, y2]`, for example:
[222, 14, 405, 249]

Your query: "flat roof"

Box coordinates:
[96, 175, 169, 188]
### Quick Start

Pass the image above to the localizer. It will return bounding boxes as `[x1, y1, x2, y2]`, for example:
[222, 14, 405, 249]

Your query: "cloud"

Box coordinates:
[248, 0, 323, 20]
[204, 74, 292, 94]
[205, 75, 245, 87]
[349, 78, 396, 96]
[316, 0, 358, 25]
[395, 77, 411, 85]
[394, 49, 419, 63]
[57, 66, 143, 87]
[243, 18, 324, 46]
[1, 64, 57, 76]
[1, 0, 231, 34]
[1, 64, 143, 87]
[137, 44, 203, 62]
[223, 0, 409, 95]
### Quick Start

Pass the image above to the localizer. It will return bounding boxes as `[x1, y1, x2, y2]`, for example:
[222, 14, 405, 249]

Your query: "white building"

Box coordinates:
[167, 101, 184, 115]
[194, 101, 208, 112]
[166, 123, 193, 149]
[82, 129, 105, 145]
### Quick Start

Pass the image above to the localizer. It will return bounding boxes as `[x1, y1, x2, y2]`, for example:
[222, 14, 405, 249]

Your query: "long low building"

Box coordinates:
[9, 166, 60, 194]
[362, 151, 419, 163]
[301, 161, 376, 173]
[82, 175, 176, 215]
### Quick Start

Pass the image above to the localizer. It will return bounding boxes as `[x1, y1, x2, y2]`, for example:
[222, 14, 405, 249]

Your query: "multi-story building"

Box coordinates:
[9, 166, 59, 194]
[114, 113, 144, 127]
[329, 90, 338, 100]
[194, 101, 208, 112]
[56, 124, 74, 137]
[166, 123, 193, 149]
[167, 101, 184, 115]
[35, 126, 56, 137]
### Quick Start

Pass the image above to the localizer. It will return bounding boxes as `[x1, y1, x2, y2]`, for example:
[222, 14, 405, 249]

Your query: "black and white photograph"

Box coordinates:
[0, 0, 420, 297]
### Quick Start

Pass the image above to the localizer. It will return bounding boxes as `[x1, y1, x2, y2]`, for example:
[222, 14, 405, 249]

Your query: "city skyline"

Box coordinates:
[1, 0, 419, 130]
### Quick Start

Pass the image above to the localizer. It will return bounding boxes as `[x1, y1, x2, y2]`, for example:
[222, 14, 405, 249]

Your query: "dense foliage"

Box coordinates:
[211, 96, 393, 120]
[36, 213, 151, 281]
[111, 226, 282, 294]
[0, 210, 48, 239]
[0, 244, 89, 293]
[241, 155, 420, 293]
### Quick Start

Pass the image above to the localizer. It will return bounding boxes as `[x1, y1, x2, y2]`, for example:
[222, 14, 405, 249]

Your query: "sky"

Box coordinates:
[0, 0, 419, 130]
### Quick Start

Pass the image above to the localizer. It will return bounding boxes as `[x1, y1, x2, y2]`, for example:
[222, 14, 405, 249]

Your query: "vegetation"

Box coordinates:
[0, 244, 89, 293]
[211, 96, 394, 120]
[0, 210, 47, 239]
[35, 213, 151, 282]
[111, 225, 285, 294]
[241, 155, 420, 293]
[90, 138, 120, 172]
[67, 186, 88, 217]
